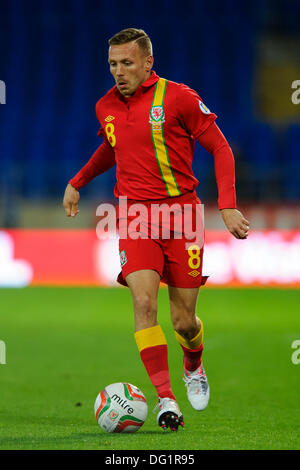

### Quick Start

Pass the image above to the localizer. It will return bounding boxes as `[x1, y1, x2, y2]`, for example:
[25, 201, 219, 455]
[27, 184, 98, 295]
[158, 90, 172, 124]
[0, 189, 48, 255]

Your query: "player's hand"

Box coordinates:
[63, 183, 80, 217]
[220, 208, 250, 239]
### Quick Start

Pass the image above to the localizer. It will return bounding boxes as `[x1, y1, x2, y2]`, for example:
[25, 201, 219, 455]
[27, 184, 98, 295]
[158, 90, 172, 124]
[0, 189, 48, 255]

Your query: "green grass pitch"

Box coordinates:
[0, 286, 299, 450]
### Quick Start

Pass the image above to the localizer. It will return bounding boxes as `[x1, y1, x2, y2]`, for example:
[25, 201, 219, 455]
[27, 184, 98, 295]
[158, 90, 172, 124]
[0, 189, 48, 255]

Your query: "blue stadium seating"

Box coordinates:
[0, 0, 299, 203]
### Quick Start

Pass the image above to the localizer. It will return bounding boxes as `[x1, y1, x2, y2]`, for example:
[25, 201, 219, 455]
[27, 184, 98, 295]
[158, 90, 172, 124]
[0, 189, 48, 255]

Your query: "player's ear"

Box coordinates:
[145, 55, 154, 71]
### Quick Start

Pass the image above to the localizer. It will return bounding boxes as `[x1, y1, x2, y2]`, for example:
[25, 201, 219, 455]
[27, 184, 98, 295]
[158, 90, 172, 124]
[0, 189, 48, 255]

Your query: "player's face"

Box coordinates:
[108, 42, 153, 97]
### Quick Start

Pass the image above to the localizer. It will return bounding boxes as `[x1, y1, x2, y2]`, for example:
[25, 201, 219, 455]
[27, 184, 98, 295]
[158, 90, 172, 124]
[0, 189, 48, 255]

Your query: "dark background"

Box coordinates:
[0, 0, 299, 227]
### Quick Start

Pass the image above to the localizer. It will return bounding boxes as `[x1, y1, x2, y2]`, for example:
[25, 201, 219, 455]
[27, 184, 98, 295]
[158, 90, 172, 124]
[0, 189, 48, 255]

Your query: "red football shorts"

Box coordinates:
[116, 191, 208, 288]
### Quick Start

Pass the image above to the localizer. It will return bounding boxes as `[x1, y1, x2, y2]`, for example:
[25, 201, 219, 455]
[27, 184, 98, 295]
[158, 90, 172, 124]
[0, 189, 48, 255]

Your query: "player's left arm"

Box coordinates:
[220, 207, 250, 240]
[197, 123, 250, 240]
[177, 84, 249, 240]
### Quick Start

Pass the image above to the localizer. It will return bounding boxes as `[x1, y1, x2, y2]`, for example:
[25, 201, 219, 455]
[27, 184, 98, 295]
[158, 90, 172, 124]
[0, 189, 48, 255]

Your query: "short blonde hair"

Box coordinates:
[108, 28, 153, 56]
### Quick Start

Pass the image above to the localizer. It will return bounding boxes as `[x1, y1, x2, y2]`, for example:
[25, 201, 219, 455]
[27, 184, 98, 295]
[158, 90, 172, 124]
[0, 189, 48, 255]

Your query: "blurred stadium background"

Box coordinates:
[0, 0, 299, 287]
[0, 0, 300, 451]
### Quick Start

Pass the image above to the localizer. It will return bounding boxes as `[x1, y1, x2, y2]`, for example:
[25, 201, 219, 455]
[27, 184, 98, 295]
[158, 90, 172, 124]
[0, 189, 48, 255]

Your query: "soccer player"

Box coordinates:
[63, 28, 250, 431]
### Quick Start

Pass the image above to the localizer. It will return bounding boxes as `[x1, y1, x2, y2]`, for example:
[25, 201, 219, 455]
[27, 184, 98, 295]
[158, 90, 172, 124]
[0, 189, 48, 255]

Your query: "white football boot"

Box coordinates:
[154, 397, 184, 431]
[183, 363, 210, 411]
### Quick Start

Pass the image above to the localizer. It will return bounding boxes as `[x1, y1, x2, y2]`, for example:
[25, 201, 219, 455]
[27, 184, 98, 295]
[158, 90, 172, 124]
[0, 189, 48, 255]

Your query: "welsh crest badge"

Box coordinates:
[108, 409, 119, 421]
[120, 250, 127, 267]
[149, 105, 165, 123]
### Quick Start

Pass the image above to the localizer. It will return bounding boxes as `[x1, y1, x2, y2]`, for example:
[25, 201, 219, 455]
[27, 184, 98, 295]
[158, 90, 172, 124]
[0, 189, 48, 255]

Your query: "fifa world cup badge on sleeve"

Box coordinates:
[199, 100, 211, 114]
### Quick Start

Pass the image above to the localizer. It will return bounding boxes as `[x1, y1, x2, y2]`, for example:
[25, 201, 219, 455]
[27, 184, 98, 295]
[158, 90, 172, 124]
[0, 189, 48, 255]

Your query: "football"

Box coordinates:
[94, 382, 148, 433]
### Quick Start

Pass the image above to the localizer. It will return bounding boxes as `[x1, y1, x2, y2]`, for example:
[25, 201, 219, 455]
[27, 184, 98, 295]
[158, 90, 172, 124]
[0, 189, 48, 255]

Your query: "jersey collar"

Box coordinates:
[140, 70, 160, 89]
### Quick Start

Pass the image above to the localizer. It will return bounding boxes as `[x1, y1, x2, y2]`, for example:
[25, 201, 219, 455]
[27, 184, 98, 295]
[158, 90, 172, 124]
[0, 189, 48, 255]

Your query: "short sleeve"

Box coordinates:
[176, 83, 217, 140]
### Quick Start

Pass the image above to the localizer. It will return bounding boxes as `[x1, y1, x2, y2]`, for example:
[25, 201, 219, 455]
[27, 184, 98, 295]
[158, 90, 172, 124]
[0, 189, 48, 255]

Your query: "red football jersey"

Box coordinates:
[95, 71, 217, 200]
[70, 71, 237, 209]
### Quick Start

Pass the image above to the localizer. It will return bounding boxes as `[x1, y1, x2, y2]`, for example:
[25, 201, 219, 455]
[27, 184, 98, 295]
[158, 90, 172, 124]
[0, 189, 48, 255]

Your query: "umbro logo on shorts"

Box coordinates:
[188, 270, 200, 277]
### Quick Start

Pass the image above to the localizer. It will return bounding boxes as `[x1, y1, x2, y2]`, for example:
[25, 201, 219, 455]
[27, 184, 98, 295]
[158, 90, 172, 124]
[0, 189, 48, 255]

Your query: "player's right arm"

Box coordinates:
[63, 134, 115, 217]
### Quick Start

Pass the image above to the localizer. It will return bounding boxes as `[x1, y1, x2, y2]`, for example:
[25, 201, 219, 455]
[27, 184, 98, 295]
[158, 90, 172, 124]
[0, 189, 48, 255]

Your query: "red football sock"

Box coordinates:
[175, 320, 204, 373]
[134, 325, 176, 400]
[180, 344, 203, 372]
[140, 345, 176, 399]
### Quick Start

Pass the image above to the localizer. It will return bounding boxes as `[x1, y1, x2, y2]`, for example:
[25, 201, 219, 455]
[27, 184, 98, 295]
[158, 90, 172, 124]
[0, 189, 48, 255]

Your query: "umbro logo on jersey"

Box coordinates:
[105, 115, 115, 122]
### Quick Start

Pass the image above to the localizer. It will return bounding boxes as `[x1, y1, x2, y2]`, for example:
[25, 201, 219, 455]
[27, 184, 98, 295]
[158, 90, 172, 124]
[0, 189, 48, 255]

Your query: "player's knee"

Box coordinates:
[173, 312, 198, 340]
[133, 293, 157, 318]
